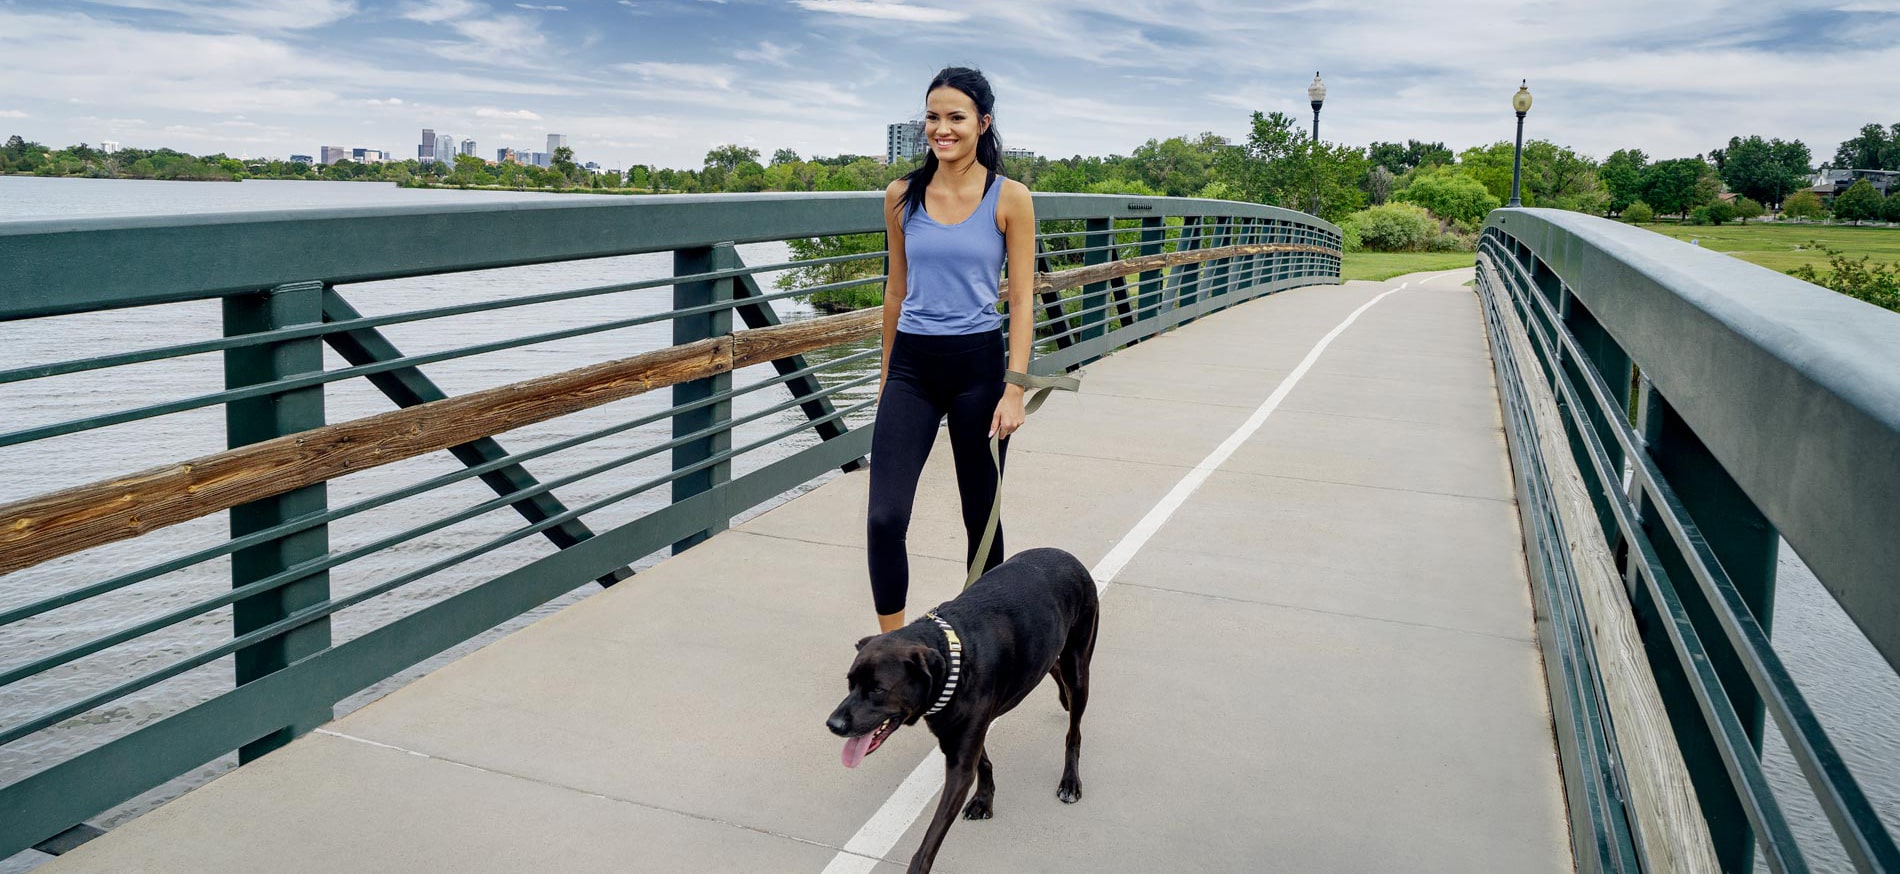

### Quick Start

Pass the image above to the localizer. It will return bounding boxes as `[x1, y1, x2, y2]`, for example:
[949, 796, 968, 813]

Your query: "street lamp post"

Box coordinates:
[1509, 80, 1532, 208]
[1308, 72, 1326, 215]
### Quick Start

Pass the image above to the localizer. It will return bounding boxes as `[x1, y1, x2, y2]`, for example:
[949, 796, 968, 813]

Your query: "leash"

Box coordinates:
[964, 369, 1080, 589]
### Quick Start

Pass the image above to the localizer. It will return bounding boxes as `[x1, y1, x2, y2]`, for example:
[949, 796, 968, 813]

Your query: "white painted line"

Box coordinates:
[819, 751, 946, 874]
[816, 281, 1409, 872]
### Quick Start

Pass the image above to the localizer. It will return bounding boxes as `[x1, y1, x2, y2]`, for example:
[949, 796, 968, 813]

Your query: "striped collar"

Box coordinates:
[923, 611, 963, 716]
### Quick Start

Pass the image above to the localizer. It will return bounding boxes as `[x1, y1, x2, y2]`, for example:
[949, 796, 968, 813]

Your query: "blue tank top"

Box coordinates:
[898, 173, 1006, 335]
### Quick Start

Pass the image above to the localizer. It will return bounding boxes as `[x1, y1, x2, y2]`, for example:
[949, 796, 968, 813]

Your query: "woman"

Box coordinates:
[868, 66, 1037, 633]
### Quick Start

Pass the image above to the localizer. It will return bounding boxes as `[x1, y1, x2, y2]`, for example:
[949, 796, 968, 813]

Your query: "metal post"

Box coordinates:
[1631, 384, 1779, 874]
[222, 280, 332, 763]
[1079, 217, 1112, 346]
[1509, 112, 1527, 208]
[671, 243, 735, 552]
[1311, 101, 1323, 216]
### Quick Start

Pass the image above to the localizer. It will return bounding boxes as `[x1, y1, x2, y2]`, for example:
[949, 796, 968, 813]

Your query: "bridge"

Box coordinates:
[1, 193, 1897, 873]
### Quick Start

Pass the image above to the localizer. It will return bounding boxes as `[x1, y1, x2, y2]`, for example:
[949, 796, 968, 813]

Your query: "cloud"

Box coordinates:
[734, 40, 795, 67]
[514, 3, 568, 9]
[78, 0, 358, 30]
[476, 107, 544, 120]
[792, 1, 966, 23]
[615, 61, 738, 91]
[0, 109, 27, 118]
[364, 97, 405, 105]
[400, 0, 480, 24]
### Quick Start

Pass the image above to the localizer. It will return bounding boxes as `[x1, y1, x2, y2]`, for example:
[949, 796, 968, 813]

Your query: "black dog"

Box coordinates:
[826, 547, 1099, 873]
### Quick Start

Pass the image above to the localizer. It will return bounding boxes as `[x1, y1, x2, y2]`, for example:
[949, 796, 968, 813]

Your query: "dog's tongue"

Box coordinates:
[842, 733, 874, 769]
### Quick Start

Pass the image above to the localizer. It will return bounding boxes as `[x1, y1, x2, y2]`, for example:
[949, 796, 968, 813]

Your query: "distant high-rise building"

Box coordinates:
[352, 147, 384, 164]
[1001, 147, 1036, 161]
[100, 140, 120, 153]
[435, 134, 454, 164]
[419, 128, 435, 162]
[887, 121, 925, 164]
[547, 133, 567, 156]
[497, 147, 512, 164]
[320, 145, 350, 165]
[531, 151, 550, 168]
[289, 154, 314, 164]
[461, 138, 476, 157]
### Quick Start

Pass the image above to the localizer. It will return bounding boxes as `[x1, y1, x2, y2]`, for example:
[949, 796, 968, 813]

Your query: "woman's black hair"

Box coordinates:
[894, 66, 1005, 220]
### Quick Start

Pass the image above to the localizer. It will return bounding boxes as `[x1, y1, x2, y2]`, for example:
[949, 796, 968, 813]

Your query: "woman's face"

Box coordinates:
[924, 86, 987, 164]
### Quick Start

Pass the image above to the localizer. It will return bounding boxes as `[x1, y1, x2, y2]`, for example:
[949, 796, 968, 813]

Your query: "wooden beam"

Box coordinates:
[1, 240, 1338, 577]
[1482, 254, 1720, 874]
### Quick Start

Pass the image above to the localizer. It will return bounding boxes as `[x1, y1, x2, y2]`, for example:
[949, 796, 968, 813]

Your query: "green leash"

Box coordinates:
[964, 369, 1081, 589]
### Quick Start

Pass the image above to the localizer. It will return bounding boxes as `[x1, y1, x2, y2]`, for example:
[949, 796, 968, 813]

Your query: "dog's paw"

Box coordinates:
[1056, 782, 1082, 804]
[962, 795, 994, 820]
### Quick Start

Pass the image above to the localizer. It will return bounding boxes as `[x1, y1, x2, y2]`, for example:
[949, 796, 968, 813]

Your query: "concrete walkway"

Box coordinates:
[45, 270, 1571, 873]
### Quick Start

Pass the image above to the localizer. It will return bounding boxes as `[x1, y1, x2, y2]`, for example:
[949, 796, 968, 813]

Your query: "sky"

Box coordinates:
[2, 0, 1898, 171]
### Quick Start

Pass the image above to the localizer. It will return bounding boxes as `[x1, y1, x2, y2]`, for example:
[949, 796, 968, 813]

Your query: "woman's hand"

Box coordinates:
[990, 384, 1026, 440]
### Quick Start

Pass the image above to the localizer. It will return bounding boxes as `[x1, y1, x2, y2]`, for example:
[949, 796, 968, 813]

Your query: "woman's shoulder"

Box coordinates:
[885, 178, 911, 199]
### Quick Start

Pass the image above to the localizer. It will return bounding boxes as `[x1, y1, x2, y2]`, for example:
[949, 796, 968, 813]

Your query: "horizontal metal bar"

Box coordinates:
[1485, 210, 1900, 676]
[0, 347, 876, 630]
[0, 194, 1338, 320]
[1482, 237, 1900, 872]
[0, 424, 877, 860]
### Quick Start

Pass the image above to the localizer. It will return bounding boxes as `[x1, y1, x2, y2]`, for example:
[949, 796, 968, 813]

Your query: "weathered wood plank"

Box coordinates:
[1483, 255, 1720, 874]
[1, 240, 1341, 577]
[0, 334, 732, 574]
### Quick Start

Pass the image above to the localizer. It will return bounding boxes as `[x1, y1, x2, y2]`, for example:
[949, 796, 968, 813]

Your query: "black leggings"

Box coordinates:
[867, 329, 1009, 615]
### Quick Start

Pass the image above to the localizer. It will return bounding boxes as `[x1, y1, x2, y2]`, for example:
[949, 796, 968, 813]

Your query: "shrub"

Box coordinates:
[1833, 179, 1884, 223]
[1343, 202, 1436, 252]
[1392, 169, 1499, 226]
[1782, 190, 1826, 220]
[1622, 200, 1655, 223]
[1733, 197, 1764, 223]
[1428, 230, 1476, 253]
[1688, 206, 1711, 226]
[1338, 218, 1364, 253]
[1788, 243, 1900, 311]
[1705, 201, 1737, 225]
[1883, 192, 1900, 223]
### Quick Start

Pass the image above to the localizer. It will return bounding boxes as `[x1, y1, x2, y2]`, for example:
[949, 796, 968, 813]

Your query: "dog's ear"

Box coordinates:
[855, 635, 874, 652]
[905, 644, 946, 689]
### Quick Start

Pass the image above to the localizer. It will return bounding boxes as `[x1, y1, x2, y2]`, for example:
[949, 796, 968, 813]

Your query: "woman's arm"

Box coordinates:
[880, 180, 909, 399]
[992, 179, 1037, 439]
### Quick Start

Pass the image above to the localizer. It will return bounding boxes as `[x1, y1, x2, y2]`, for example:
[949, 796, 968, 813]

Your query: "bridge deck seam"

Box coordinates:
[1108, 579, 1536, 645]
[311, 729, 851, 857]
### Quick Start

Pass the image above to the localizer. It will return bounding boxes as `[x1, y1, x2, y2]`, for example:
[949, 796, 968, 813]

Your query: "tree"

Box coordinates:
[1782, 190, 1827, 220]
[1640, 158, 1716, 217]
[1622, 201, 1655, 223]
[1128, 134, 1221, 197]
[1601, 149, 1648, 215]
[1392, 168, 1499, 226]
[1733, 197, 1764, 223]
[1831, 123, 1897, 171]
[771, 148, 800, 166]
[1705, 201, 1737, 225]
[1718, 135, 1811, 208]
[1367, 139, 1453, 175]
[1456, 140, 1607, 212]
[1363, 165, 1395, 205]
[1833, 179, 1884, 223]
[1883, 192, 1900, 223]
[1210, 112, 1367, 220]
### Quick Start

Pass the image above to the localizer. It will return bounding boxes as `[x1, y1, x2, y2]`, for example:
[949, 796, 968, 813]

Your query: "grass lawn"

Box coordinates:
[1340, 252, 1475, 282]
[1630, 221, 1900, 273]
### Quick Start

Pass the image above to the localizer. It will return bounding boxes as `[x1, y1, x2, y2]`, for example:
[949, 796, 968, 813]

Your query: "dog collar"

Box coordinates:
[923, 611, 962, 716]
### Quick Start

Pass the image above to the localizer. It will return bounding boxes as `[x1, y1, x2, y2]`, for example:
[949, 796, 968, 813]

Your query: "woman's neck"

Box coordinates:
[937, 153, 983, 182]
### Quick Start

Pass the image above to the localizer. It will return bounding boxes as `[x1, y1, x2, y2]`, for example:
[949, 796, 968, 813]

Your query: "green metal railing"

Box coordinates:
[1476, 208, 1900, 874]
[0, 190, 1340, 859]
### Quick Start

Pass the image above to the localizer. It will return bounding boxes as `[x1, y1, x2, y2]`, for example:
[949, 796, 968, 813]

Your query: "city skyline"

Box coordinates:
[1, 1, 1897, 170]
